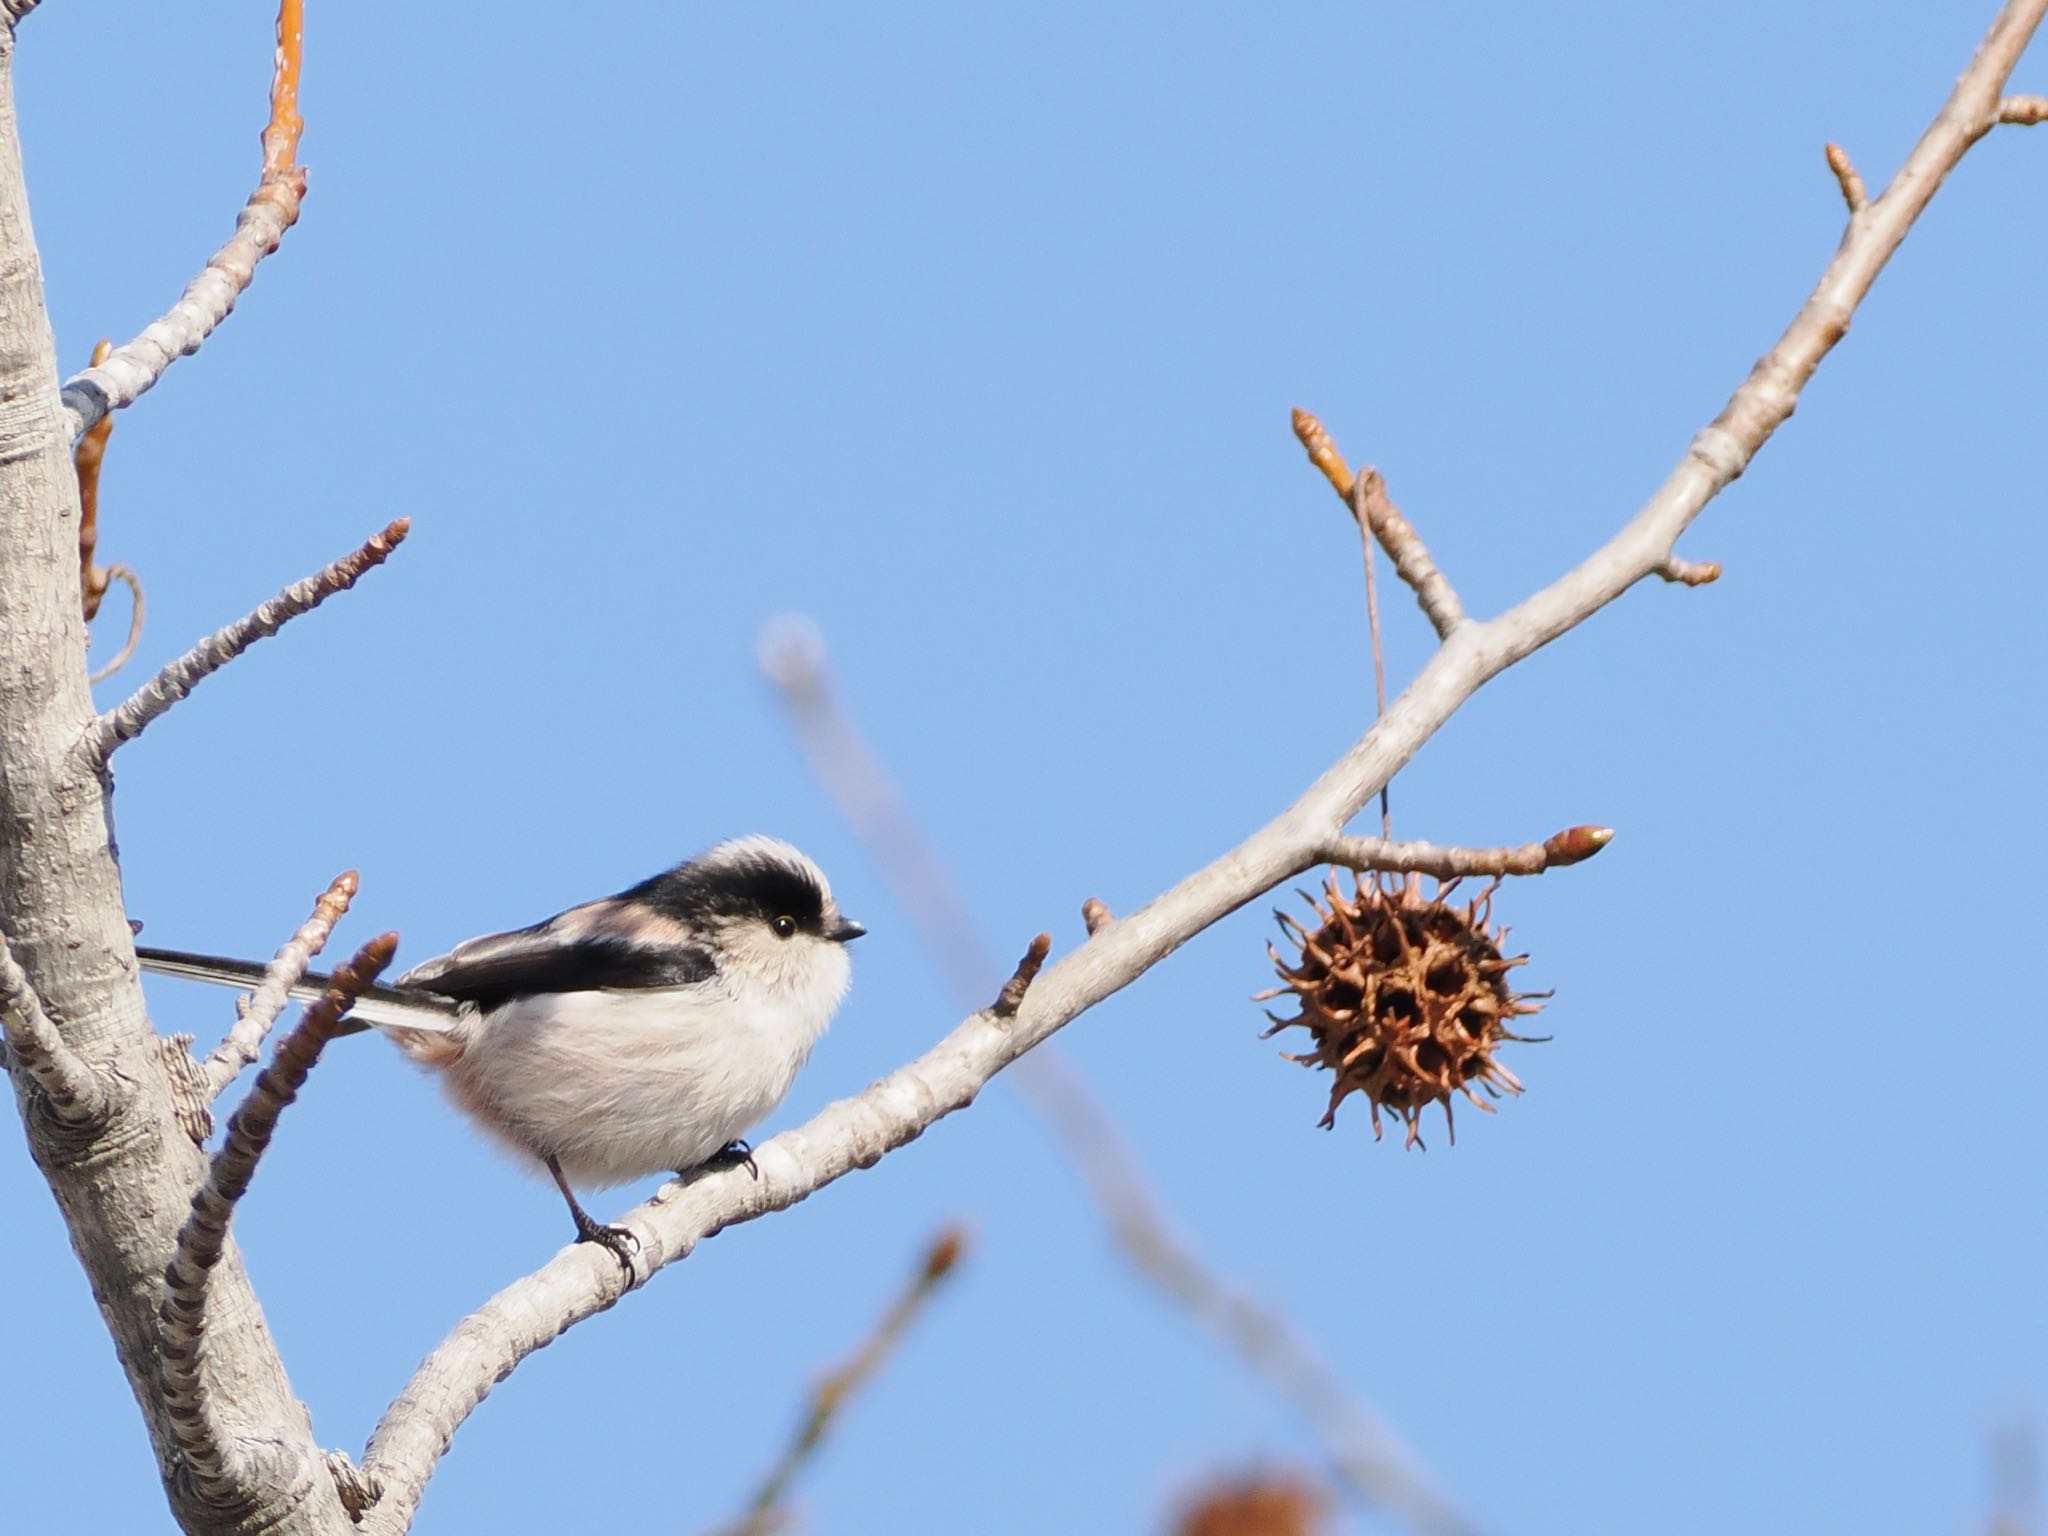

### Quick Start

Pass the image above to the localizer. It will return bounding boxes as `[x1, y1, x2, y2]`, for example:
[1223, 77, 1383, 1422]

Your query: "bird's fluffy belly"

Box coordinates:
[441, 988, 809, 1186]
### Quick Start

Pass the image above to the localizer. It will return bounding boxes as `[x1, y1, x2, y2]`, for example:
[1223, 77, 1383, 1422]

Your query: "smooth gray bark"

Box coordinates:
[0, 27, 347, 1536]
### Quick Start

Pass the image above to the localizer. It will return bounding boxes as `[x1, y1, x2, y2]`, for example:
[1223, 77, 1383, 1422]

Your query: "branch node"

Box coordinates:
[96, 520, 409, 760]
[325, 1450, 383, 1520]
[160, 932, 397, 1496]
[203, 868, 361, 1098]
[1081, 897, 1115, 936]
[154, 1034, 215, 1143]
[1824, 141, 1869, 212]
[0, 928, 112, 1128]
[991, 934, 1052, 1020]
[1656, 555, 1722, 586]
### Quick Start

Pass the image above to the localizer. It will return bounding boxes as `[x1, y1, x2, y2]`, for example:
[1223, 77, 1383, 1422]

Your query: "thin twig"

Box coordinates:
[1359, 468, 1392, 838]
[354, 11, 2048, 1528]
[2000, 93, 2048, 121]
[1319, 826, 1615, 878]
[0, 927, 110, 1127]
[1825, 142, 1870, 212]
[75, 338, 115, 619]
[87, 565, 146, 683]
[713, 1228, 967, 1536]
[1349, 469, 1465, 638]
[201, 870, 360, 1097]
[1292, 410, 1466, 639]
[60, 0, 307, 441]
[159, 932, 396, 1504]
[750, 624, 1479, 1536]
[93, 518, 409, 759]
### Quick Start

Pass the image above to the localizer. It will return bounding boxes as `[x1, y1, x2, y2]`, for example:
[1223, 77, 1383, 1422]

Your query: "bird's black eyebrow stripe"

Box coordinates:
[623, 857, 828, 932]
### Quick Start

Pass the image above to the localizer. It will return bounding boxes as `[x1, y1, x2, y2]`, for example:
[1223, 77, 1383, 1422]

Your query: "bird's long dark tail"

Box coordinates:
[135, 947, 461, 1033]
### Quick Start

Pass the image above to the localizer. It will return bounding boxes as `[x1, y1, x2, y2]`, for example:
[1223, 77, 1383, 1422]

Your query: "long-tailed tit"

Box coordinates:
[137, 836, 864, 1261]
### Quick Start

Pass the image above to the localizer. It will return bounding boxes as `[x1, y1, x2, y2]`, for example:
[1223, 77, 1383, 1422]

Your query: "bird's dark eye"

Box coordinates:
[772, 916, 798, 939]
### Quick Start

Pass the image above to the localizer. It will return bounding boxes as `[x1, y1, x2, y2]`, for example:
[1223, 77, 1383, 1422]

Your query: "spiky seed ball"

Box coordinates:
[1257, 870, 1545, 1148]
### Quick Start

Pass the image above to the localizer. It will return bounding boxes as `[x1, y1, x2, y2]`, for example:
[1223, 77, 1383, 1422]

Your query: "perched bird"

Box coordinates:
[137, 836, 864, 1262]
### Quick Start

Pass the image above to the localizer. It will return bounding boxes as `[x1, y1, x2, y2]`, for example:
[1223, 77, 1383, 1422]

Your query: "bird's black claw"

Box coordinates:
[573, 1214, 639, 1271]
[699, 1140, 760, 1180]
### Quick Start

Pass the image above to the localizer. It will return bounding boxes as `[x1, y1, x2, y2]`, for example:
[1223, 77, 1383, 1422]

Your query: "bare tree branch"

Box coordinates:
[159, 933, 396, 1505]
[1999, 92, 2048, 121]
[0, 3, 44, 27]
[60, 0, 307, 441]
[92, 517, 409, 759]
[1318, 825, 1614, 878]
[712, 1227, 967, 1536]
[201, 871, 361, 1097]
[0, 926, 111, 1126]
[0, 18, 352, 1530]
[350, 9, 2048, 1524]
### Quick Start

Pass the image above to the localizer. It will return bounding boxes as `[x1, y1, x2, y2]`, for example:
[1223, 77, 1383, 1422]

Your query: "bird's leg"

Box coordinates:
[693, 1140, 759, 1180]
[545, 1155, 637, 1269]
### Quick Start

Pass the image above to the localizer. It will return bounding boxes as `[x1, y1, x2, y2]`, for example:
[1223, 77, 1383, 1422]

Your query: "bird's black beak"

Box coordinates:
[830, 918, 867, 944]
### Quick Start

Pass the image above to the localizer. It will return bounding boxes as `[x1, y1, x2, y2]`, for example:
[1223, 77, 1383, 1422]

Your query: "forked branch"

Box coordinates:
[353, 6, 2048, 1529]
[202, 871, 361, 1096]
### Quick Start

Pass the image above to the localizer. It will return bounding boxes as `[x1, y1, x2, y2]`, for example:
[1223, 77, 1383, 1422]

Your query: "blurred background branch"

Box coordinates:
[758, 617, 1479, 1536]
[711, 1225, 968, 1536]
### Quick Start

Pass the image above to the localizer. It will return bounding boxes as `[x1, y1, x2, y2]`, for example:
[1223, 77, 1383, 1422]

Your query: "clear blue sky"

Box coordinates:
[6, 4, 2044, 1532]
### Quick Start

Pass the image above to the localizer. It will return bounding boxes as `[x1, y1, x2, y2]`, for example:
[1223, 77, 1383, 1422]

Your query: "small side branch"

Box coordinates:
[1292, 409, 1467, 639]
[1349, 470, 1466, 638]
[201, 871, 360, 1097]
[0, 929, 110, 1127]
[60, 0, 308, 440]
[1656, 555, 1722, 586]
[1999, 93, 2048, 122]
[1825, 142, 1869, 213]
[92, 518, 409, 759]
[990, 934, 1051, 1019]
[158, 933, 396, 1503]
[712, 1228, 967, 1536]
[1317, 825, 1615, 878]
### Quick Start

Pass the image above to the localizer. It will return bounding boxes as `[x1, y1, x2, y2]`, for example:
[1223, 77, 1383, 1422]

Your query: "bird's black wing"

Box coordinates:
[396, 908, 717, 1010]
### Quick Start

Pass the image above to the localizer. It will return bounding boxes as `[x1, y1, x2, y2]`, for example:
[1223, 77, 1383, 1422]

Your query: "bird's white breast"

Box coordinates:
[436, 960, 844, 1187]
